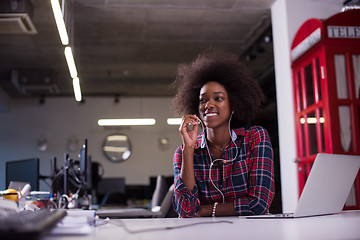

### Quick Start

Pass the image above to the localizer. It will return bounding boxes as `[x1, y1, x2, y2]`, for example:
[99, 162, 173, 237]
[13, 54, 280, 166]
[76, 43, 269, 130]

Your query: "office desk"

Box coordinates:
[44, 210, 360, 240]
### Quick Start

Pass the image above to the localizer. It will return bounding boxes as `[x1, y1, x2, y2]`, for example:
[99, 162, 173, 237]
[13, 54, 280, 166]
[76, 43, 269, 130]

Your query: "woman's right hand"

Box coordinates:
[179, 115, 199, 149]
[179, 115, 199, 191]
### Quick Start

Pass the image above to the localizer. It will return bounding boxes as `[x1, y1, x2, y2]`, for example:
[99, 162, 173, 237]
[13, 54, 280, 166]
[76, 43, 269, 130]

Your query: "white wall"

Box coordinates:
[271, 0, 344, 212]
[0, 97, 182, 190]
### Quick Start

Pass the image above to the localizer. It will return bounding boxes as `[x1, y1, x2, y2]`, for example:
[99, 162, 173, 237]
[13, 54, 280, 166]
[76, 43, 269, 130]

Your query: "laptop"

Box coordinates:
[96, 184, 174, 218]
[247, 153, 360, 219]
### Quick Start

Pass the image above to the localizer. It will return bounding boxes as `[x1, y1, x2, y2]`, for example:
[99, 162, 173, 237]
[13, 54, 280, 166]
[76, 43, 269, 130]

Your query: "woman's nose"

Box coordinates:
[205, 99, 215, 109]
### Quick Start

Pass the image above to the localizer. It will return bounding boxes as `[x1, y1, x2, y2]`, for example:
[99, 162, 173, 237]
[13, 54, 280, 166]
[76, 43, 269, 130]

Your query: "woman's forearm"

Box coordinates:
[196, 202, 236, 217]
[180, 147, 196, 191]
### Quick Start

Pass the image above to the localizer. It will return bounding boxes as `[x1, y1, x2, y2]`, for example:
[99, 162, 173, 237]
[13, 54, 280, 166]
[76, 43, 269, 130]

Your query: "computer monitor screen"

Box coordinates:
[79, 139, 92, 190]
[6, 158, 40, 191]
[79, 139, 87, 175]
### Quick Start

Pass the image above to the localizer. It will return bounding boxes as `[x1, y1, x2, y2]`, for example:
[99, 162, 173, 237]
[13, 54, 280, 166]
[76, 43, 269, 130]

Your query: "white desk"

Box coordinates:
[44, 210, 360, 240]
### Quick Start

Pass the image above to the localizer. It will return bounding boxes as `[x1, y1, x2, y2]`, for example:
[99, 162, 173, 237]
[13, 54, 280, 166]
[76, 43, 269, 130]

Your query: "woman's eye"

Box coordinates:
[215, 97, 223, 101]
[199, 99, 206, 103]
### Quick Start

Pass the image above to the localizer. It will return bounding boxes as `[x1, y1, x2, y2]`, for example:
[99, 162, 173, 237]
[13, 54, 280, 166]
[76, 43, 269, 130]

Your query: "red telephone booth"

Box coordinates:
[290, 9, 360, 209]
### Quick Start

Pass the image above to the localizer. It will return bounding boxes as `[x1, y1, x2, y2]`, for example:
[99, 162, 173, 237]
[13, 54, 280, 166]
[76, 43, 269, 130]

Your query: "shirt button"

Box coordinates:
[223, 160, 226, 164]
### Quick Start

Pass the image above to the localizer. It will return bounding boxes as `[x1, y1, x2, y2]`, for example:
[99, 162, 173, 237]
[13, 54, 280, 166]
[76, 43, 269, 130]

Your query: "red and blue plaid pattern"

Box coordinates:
[173, 126, 275, 218]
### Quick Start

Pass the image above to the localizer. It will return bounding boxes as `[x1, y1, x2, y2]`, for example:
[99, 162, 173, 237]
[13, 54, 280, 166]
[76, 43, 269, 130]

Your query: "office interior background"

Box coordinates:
[0, 0, 350, 213]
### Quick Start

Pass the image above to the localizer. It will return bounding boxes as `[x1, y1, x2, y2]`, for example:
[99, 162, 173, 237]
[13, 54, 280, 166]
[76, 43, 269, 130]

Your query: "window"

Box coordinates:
[305, 63, 315, 106]
[338, 106, 352, 152]
[334, 55, 349, 99]
[352, 55, 360, 99]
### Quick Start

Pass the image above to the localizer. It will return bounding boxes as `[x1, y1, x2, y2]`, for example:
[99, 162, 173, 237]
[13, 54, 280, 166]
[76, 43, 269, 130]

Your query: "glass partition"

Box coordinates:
[338, 106, 352, 152]
[305, 63, 315, 106]
[334, 54, 349, 99]
[353, 54, 360, 99]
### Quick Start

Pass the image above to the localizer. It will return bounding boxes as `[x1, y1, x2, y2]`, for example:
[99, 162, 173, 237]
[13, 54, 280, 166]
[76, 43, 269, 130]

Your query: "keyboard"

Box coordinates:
[0, 209, 66, 240]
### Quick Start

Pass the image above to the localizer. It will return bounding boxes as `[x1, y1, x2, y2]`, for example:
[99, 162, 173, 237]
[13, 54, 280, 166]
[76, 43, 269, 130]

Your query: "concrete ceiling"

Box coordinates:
[0, 0, 276, 100]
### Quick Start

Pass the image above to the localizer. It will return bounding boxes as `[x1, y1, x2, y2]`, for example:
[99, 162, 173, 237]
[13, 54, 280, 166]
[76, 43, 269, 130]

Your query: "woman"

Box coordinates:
[171, 50, 275, 217]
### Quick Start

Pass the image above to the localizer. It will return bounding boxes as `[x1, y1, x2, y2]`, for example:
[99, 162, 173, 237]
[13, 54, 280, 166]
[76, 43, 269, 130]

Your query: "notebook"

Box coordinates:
[96, 184, 174, 218]
[246, 153, 360, 219]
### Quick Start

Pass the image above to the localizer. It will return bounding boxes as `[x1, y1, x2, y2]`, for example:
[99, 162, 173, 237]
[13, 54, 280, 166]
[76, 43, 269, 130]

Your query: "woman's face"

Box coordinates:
[198, 81, 232, 129]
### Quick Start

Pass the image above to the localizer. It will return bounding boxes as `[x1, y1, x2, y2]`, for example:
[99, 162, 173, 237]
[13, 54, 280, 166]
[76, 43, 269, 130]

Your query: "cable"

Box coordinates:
[49, 198, 58, 209]
[68, 177, 81, 188]
[52, 167, 66, 182]
[58, 194, 70, 209]
[108, 219, 233, 234]
[42, 178, 52, 188]
[68, 168, 82, 184]
[85, 217, 233, 233]
[197, 112, 239, 204]
[52, 161, 87, 195]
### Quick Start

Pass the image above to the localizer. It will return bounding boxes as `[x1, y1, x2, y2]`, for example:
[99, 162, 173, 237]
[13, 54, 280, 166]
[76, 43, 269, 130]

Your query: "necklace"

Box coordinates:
[207, 139, 229, 152]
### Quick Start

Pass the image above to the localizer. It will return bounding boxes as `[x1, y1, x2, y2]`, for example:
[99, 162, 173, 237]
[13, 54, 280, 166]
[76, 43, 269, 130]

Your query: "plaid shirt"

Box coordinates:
[173, 126, 275, 218]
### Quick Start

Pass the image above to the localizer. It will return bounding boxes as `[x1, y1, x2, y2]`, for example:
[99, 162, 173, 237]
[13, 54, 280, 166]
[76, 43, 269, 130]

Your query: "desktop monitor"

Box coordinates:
[6, 158, 40, 191]
[79, 139, 92, 190]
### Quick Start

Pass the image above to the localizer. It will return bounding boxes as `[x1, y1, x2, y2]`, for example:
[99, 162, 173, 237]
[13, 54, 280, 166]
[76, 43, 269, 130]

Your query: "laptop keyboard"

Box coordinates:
[0, 209, 66, 239]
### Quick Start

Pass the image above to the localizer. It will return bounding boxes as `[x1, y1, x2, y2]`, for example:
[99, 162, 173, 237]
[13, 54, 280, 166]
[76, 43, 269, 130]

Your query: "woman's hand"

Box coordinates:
[179, 115, 199, 149]
[179, 115, 199, 191]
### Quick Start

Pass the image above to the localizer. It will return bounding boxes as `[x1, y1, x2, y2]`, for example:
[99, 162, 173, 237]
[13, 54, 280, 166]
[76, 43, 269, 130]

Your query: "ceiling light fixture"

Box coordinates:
[98, 118, 156, 126]
[300, 117, 325, 124]
[64, 46, 77, 78]
[103, 146, 130, 153]
[72, 77, 82, 102]
[167, 118, 182, 125]
[51, 0, 83, 103]
[245, 52, 256, 61]
[106, 135, 129, 141]
[50, 0, 69, 45]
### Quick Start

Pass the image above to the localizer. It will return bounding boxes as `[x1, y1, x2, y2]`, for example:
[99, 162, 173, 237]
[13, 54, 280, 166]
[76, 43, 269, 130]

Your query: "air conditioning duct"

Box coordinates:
[11, 69, 59, 96]
[0, 0, 37, 34]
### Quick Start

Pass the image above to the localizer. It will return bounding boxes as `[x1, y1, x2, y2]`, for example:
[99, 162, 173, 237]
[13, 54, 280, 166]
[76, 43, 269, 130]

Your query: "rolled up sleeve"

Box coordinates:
[172, 147, 201, 218]
[234, 127, 275, 215]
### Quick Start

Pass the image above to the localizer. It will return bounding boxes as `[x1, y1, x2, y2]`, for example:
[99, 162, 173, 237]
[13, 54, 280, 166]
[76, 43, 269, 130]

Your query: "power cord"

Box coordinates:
[107, 218, 233, 234]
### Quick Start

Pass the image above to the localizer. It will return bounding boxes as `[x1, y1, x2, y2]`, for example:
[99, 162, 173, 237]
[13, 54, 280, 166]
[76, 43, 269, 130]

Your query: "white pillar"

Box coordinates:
[271, 0, 344, 212]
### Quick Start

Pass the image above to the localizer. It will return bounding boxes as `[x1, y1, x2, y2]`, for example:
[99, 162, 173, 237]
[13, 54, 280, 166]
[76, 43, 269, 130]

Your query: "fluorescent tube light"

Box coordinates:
[167, 118, 182, 125]
[98, 118, 156, 126]
[72, 77, 82, 102]
[50, 0, 69, 45]
[106, 135, 129, 141]
[64, 47, 77, 78]
[103, 146, 129, 153]
[300, 117, 325, 124]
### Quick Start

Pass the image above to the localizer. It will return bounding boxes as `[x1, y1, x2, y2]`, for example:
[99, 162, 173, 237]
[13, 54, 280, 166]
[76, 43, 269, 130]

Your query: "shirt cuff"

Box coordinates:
[175, 177, 198, 197]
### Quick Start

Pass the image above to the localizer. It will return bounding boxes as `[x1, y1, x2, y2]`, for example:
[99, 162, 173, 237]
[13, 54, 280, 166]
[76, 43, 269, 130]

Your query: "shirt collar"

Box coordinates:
[199, 129, 239, 149]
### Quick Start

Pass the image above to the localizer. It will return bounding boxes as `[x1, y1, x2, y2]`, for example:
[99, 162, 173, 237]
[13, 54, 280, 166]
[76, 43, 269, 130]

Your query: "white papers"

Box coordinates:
[49, 210, 95, 236]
